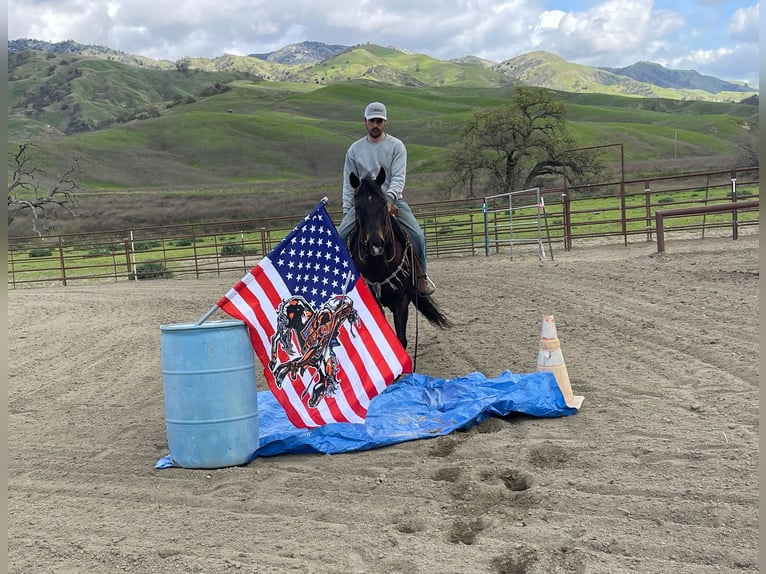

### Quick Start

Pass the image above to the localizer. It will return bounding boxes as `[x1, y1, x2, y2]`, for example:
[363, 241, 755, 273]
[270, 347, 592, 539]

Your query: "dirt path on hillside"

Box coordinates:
[8, 233, 759, 573]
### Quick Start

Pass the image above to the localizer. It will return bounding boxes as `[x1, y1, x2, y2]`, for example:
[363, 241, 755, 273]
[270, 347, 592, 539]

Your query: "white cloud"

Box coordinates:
[668, 43, 759, 87]
[7, 0, 760, 86]
[524, 0, 684, 68]
[727, 3, 759, 42]
[536, 10, 565, 31]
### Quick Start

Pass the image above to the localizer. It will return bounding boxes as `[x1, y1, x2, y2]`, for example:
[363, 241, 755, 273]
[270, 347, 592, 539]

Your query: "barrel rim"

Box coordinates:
[160, 319, 246, 331]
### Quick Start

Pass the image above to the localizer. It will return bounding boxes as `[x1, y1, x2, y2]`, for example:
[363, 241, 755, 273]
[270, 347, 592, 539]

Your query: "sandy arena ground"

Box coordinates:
[8, 232, 759, 573]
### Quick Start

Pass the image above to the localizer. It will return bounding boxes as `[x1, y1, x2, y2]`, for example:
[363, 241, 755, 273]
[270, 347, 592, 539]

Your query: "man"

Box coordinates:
[337, 101, 435, 295]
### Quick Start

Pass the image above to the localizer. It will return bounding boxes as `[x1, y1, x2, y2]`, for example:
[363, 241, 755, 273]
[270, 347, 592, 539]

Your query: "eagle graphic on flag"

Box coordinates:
[217, 199, 412, 428]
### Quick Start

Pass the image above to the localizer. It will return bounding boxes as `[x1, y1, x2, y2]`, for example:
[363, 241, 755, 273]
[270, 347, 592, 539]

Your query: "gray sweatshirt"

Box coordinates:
[341, 133, 407, 214]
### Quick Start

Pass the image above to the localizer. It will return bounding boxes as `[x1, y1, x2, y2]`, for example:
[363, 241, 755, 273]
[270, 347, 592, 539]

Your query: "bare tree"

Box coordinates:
[8, 143, 83, 236]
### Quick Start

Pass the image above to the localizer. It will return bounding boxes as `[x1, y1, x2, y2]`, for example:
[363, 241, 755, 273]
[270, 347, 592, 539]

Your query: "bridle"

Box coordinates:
[352, 192, 396, 264]
[364, 235, 415, 300]
[350, 192, 415, 300]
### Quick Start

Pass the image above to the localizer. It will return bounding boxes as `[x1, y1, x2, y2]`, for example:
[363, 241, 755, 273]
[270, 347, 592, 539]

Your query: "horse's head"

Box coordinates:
[350, 167, 388, 257]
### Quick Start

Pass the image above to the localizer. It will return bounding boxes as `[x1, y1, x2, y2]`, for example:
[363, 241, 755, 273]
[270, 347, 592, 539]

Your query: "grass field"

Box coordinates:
[9, 51, 757, 238]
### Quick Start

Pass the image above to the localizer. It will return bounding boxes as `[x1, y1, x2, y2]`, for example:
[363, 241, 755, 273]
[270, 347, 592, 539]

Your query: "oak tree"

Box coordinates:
[446, 87, 603, 197]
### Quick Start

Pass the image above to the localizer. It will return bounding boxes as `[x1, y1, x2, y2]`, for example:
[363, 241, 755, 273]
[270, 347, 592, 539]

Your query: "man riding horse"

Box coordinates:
[336, 101, 435, 296]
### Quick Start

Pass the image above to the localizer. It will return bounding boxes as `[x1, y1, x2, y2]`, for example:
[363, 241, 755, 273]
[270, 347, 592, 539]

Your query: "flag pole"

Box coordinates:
[196, 304, 219, 326]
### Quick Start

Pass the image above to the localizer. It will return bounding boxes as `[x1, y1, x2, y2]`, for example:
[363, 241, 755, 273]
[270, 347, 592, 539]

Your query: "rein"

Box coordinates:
[365, 233, 413, 299]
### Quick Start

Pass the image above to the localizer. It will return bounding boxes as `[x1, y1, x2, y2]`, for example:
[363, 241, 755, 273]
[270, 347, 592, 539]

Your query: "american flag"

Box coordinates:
[217, 200, 411, 428]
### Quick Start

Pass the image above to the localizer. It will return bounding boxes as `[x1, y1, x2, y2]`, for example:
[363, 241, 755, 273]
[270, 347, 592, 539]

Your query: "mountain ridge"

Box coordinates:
[8, 38, 756, 99]
[599, 60, 754, 92]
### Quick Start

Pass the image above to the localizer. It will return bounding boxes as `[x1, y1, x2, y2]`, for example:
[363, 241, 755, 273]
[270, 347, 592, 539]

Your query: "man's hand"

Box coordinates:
[387, 202, 399, 217]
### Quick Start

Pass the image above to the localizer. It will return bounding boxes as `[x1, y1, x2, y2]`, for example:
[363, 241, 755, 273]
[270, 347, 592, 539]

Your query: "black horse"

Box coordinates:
[347, 167, 450, 349]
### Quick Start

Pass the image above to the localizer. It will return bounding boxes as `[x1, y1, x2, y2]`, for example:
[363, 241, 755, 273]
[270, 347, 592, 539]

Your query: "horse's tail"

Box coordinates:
[412, 294, 451, 329]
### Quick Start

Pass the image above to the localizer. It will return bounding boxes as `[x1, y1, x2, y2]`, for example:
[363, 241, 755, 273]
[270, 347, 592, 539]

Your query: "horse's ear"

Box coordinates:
[349, 172, 360, 188]
[376, 167, 386, 186]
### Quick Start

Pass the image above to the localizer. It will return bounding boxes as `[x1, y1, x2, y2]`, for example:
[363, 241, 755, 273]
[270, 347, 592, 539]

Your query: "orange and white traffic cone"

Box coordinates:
[537, 315, 584, 409]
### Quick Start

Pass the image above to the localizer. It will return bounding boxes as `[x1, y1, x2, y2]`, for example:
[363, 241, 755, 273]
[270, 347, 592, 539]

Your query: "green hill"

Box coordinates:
[7, 48, 758, 236]
[12, 77, 753, 184]
[8, 49, 258, 139]
[600, 60, 755, 93]
[494, 51, 757, 102]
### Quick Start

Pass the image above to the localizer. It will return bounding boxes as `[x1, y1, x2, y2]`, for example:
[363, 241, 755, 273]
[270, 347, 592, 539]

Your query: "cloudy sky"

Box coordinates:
[7, 0, 760, 88]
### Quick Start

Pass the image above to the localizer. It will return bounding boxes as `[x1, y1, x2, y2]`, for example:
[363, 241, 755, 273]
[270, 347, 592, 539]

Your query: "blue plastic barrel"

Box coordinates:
[160, 320, 259, 468]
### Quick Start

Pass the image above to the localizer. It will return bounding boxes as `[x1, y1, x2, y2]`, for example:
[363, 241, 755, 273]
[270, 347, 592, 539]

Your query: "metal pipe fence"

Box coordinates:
[8, 167, 759, 288]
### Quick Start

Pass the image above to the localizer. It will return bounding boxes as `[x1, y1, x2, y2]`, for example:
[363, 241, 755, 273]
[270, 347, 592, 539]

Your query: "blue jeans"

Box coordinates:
[338, 199, 428, 273]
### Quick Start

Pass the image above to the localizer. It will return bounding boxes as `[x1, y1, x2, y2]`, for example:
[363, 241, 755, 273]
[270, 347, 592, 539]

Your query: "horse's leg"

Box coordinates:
[392, 296, 410, 349]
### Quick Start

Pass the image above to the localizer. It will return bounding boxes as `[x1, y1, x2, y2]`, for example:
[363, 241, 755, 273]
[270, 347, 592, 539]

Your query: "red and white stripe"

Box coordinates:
[218, 257, 410, 428]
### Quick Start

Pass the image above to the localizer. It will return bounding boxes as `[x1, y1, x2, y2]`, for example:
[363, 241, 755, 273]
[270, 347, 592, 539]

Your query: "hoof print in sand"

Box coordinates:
[447, 516, 485, 545]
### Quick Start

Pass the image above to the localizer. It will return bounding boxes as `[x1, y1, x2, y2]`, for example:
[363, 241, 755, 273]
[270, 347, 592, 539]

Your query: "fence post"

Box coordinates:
[240, 231, 247, 272]
[9, 245, 16, 288]
[129, 230, 138, 280]
[656, 212, 666, 253]
[214, 233, 221, 276]
[260, 227, 267, 255]
[162, 237, 168, 268]
[562, 191, 571, 251]
[731, 171, 738, 240]
[123, 237, 133, 279]
[644, 183, 652, 241]
[58, 236, 67, 286]
[620, 144, 627, 246]
[111, 244, 118, 281]
[192, 231, 200, 279]
[430, 215, 438, 259]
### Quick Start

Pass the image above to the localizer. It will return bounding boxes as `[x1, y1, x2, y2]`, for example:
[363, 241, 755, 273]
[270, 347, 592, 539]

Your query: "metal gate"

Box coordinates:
[482, 187, 551, 260]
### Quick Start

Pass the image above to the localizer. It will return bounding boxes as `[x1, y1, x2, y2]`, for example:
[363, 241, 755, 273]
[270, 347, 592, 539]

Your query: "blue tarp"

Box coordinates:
[155, 370, 578, 468]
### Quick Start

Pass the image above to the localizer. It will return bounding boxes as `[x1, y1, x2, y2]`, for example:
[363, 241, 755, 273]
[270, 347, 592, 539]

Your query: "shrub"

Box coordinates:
[657, 196, 675, 204]
[28, 248, 53, 258]
[220, 244, 258, 257]
[86, 244, 121, 256]
[132, 240, 162, 251]
[133, 261, 171, 280]
[172, 238, 194, 247]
